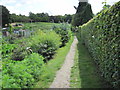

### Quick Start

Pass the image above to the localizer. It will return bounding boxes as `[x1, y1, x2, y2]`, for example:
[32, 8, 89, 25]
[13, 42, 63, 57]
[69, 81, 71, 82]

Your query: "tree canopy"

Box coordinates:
[10, 12, 73, 23]
[10, 13, 30, 23]
[0, 5, 10, 27]
[1, 5, 73, 24]
[72, 1, 93, 27]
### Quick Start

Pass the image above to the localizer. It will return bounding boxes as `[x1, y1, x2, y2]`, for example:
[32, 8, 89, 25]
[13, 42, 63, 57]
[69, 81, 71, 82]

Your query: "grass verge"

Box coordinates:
[70, 46, 81, 88]
[34, 35, 74, 88]
[70, 36, 105, 88]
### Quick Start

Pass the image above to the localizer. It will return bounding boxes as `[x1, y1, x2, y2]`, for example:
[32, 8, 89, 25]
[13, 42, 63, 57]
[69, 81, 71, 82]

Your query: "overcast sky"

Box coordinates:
[0, 0, 119, 16]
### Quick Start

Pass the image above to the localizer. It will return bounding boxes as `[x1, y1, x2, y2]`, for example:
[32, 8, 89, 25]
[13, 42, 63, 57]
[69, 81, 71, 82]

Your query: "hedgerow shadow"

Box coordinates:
[77, 37, 110, 88]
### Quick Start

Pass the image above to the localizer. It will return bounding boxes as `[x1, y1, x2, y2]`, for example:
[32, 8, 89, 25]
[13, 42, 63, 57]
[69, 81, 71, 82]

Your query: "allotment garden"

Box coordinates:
[1, 1, 120, 89]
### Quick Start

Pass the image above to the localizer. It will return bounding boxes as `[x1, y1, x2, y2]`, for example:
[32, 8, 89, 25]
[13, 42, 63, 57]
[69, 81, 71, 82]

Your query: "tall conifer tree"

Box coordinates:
[72, 0, 93, 26]
[0, 5, 10, 27]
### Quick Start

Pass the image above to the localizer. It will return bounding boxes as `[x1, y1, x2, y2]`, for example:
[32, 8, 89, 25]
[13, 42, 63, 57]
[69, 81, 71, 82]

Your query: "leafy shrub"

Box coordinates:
[2, 61, 34, 88]
[10, 39, 29, 61]
[2, 53, 44, 88]
[10, 30, 61, 62]
[77, 1, 120, 88]
[22, 53, 44, 80]
[2, 42, 17, 60]
[52, 23, 72, 47]
[2, 44, 16, 55]
[11, 46, 28, 61]
[71, 26, 79, 33]
[30, 30, 61, 62]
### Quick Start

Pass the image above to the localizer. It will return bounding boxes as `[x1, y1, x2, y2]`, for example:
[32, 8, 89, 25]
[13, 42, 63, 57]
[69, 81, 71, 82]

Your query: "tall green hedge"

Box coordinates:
[78, 1, 120, 88]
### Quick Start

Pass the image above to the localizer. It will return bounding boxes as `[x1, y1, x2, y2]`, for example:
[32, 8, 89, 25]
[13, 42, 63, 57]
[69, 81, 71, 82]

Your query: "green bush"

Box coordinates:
[10, 30, 61, 62]
[77, 1, 120, 88]
[52, 24, 71, 47]
[10, 39, 29, 61]
[2, 39, 17, 61]
[2, 53, 44, 88]
[22, 53, 44, 81]
[30, 31, 61, 62]
[11, 47, 28, 61]
[2, 44, 16, 56]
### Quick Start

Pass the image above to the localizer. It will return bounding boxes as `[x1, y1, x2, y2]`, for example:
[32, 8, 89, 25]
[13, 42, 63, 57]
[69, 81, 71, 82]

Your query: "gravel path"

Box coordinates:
[50, 36, 78, 88]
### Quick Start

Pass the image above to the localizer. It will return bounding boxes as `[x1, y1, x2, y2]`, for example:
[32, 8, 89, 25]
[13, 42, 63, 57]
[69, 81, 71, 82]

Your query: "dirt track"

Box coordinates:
[50, 36, 78, 88]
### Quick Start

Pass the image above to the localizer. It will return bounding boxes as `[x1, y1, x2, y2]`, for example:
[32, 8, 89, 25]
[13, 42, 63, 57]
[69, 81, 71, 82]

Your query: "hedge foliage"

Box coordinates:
[78, 1, 120, 88]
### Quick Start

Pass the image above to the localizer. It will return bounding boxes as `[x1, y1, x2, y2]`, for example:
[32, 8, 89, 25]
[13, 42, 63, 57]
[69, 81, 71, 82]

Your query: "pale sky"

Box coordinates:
[0, 0, 119, 16]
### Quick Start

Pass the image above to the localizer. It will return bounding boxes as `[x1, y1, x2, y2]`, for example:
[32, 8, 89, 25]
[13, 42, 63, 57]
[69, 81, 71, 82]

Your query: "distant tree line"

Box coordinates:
[0, 5, 73, 27]
[1, 0, 111, 28]
[10, 12, 73, 23]
[10, 14, 30, 23]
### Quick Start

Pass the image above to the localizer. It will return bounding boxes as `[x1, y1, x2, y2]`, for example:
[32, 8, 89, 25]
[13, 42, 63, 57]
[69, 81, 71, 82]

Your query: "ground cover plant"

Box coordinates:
[2, 53, 44, 88]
